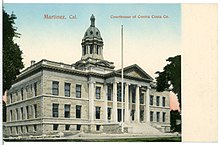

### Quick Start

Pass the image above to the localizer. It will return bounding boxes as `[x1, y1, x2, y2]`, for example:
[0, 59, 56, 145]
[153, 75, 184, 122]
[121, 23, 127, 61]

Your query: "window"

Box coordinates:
[34, 104, 37, 118]
[131, 110, 135, 121]
[163, 112, 166, 122]
[52, 104, 59, 117]
[107, 86, 112, 100]
[156, 96, 160, 106]
[96, 125, 100, 131]
[96, 47, 99, 54]
[150, 95, 154, 105]
[64, 104, 70, 118]
[52, 81, 59, 95]
[64, 83, 71, 97]
[157, 112, 160, 122]
[107, 107, 111, 120]
[76, 85, 81, 98]
[34, 82, 37, 96]
[117, 84, 121, 101]
[132, 88, 136, 103]
[21, 107, 24, 120]
[76, 125, 81, 131]
[96, 87, 101, 99]
[162, 97, 166, 107]
[21, 88, 24, 100]
[90, 45, 93, 54]
[65, 125, 70, 131]
[53, 124, 59, 131]
[76, 105, 81, 118]
[140, 93, 144, 104]
[95, 107, 101, 119]
[26, 106, 29, 119]
[83, 46, 86, 55]
[150, 111, 154, 122]
[33, 125, 37, 132]
[140, 110, 144, 121]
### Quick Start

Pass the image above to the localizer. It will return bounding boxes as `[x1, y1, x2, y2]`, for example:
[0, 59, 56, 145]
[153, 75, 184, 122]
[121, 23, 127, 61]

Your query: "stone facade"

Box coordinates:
[3, 15, 171, 138]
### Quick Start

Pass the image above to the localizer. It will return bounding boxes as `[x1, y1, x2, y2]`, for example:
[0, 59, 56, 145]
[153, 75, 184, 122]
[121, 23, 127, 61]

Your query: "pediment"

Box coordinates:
[116, 64, 153, 80]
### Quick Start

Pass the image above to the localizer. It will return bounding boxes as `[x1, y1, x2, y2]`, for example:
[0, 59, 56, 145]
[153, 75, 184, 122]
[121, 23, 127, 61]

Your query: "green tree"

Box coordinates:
[170, 110, 181, 132]
[155, 55, 181, 109]
[3, 9, 24, 94]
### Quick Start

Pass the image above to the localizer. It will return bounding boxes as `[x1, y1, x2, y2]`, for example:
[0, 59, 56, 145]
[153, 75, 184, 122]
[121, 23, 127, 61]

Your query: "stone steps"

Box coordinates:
[128, 123, 165, 135]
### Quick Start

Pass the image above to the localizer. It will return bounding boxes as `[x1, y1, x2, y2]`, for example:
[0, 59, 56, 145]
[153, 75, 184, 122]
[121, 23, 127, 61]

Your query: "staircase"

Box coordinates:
[125, 123, 165, 136]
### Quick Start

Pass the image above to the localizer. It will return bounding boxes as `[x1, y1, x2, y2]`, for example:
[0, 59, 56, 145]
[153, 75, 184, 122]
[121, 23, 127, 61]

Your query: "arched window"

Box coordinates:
[96, 46, 99, 54]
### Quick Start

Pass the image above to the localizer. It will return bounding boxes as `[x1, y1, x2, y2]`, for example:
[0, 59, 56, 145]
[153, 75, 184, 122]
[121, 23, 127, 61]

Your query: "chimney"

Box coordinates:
[31, 60, 36, 66]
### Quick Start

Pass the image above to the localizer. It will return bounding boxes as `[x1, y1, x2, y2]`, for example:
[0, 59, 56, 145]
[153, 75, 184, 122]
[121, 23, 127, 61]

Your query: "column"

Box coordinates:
[145, 86, 150, 123]
[89, 81, 95, 122]
[135, 85, 140, 123]
[124, 83, 129, 124]
[112, 82, 117, 122]
[103, 84, 108, 123]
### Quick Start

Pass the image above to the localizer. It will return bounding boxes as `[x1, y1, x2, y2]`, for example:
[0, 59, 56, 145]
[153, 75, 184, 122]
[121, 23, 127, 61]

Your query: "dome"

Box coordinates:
[83, 14, 102, 40]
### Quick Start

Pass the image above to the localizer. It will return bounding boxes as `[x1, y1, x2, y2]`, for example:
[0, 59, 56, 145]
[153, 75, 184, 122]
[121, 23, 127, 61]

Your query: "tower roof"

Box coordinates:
[83, 14, 102, 40]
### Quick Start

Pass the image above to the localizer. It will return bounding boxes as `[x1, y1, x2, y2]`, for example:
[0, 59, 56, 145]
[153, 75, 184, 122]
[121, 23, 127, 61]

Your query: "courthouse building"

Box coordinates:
[4, 15, 170, 137]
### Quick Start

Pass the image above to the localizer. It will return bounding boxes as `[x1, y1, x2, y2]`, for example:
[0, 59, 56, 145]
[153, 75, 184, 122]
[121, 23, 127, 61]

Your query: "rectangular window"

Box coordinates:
[34, 82, 37, 96]
[33, 125, 37, 132]
[52, 81, 59, 95]
[53, 124, 59, 131]
[96, 86, 101, 99]
[76, 84, 81, 98]
[21, 107, 23, 120]
[140, 110, 144, 121]
[52, 104, 59, 117]
[21, 88, 24, 100]
[26, 106, 29, 119]
[107, 107, 111, 120]
[150, 95, 154, 105]
[162, 97, 166, 107]
[107, 85, 112, 101]
[64, 83, 71, 97]
[64, 104, 70, 118]
[96, 106, 101, 119]
[34, 104, 37, 118]
[76, 105, 81, 118]
[76, 125, 81, 131]
[140, 93, 144, 104]
[131, 110, 135, 121]
[156, 96, 160, 106]
[96, 125, 100, 131]
[157, 112, 160, 122]
[117, 84, 121, 101]
[65, 125, 70, 131]
[132, 88, 136, 103]
[163, 112, 166, 122]
[150, 111, 154, 122]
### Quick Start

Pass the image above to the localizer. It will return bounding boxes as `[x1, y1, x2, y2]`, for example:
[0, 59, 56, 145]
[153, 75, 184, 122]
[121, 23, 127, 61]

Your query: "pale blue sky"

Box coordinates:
[4, 3, 181, 78]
